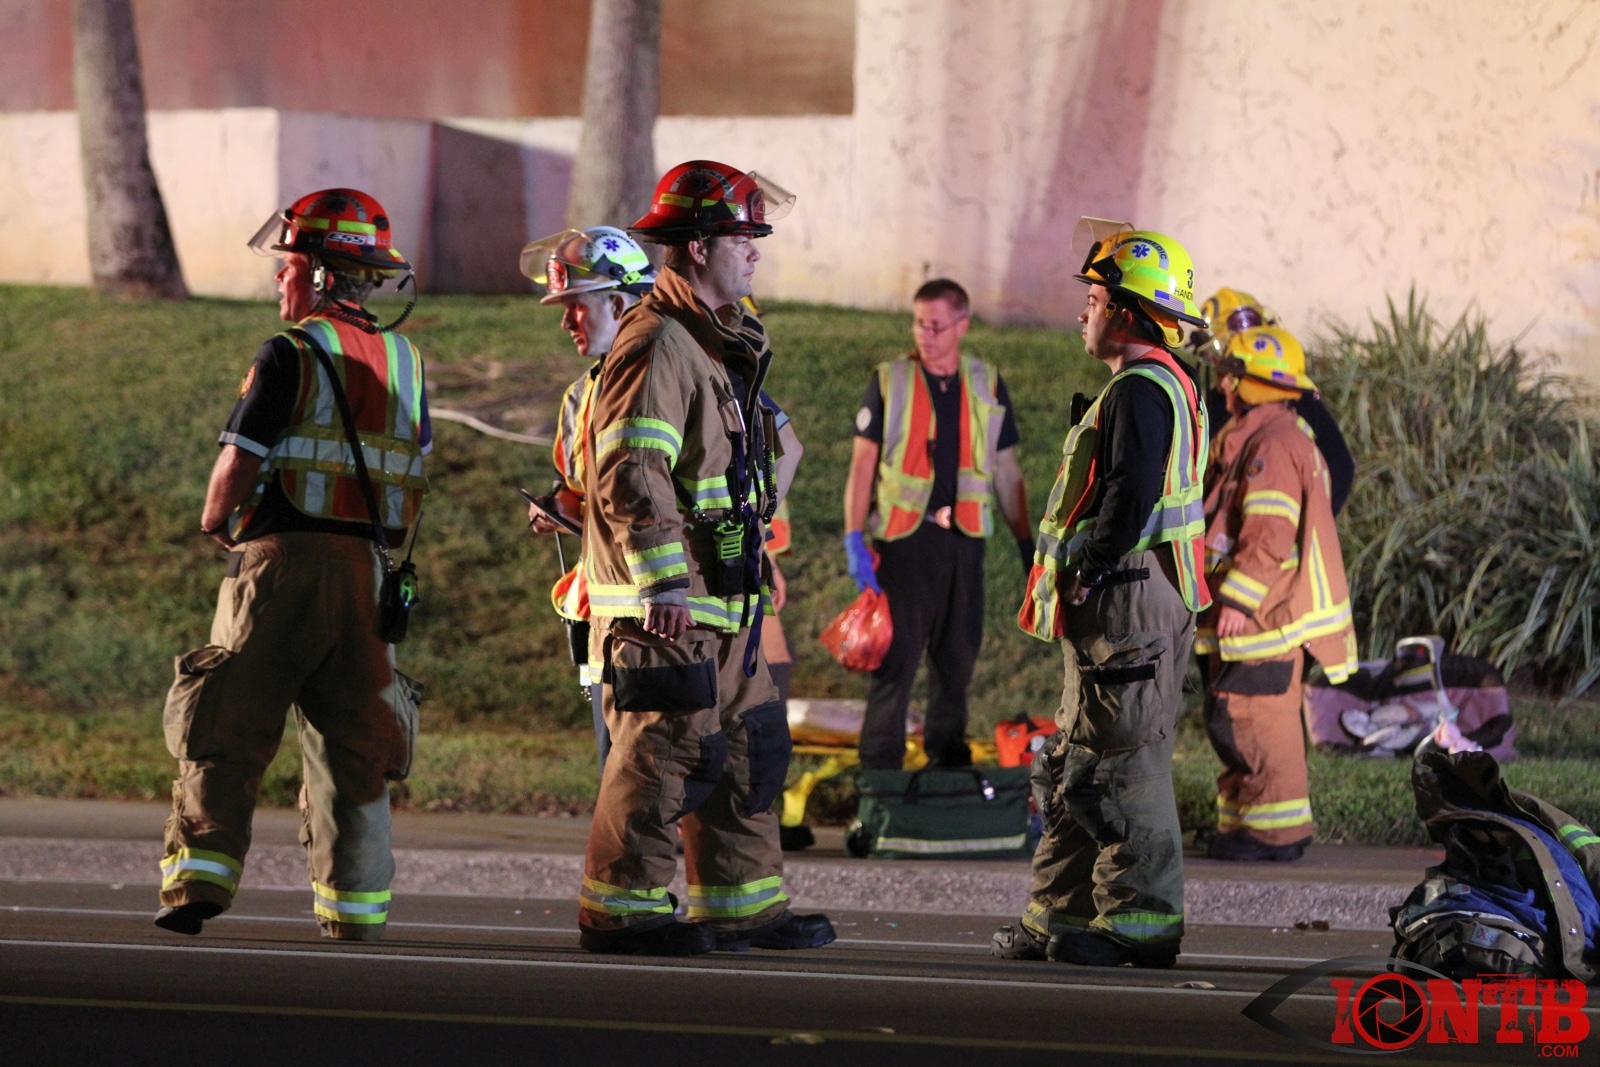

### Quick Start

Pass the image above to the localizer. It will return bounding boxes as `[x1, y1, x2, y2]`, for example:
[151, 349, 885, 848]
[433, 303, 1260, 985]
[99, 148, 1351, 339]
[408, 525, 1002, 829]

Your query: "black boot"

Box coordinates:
[1206, 832, 1308, 862]
[1047, 929, 1178, 968]
[715, 910, 836, 951]
[579, 919, 714, 957]
[990, 922, 1048, 960]
[153, 901, 224, 936]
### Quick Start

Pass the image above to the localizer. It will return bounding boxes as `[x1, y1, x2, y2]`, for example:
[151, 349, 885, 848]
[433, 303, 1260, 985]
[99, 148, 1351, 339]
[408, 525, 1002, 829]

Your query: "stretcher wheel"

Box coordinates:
[845, 821, 872, 858]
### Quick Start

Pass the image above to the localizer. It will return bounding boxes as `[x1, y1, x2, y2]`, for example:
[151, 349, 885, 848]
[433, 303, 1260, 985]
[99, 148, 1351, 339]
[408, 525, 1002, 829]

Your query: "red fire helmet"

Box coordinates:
[628, 160, 795, 243]
[248, 188, 410, 274]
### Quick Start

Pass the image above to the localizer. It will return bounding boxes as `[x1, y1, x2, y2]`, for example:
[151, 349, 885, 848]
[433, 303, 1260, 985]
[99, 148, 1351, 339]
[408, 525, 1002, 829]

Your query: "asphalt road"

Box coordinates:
[0, 881, 1568, 1066]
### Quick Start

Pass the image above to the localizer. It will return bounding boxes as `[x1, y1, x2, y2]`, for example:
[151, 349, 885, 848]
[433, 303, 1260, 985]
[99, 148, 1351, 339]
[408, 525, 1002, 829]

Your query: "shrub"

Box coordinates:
[1314, 293, 1600, 697]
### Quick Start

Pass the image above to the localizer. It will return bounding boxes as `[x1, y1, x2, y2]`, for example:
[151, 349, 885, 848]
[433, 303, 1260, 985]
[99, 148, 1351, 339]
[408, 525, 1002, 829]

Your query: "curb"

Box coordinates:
[0, 838, 1407, 930]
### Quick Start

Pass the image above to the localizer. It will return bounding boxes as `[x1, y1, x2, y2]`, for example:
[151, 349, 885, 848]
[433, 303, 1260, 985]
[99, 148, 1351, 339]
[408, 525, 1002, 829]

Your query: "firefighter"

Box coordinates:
[996, 220, 1210, 968]
[1197, 326, 1359, 861]
[519, 232, 803, 772]
[156, 188, 429, 940]
[519, 225, 657, 768]
[1187, 289, 1355, 515]
[577, 160, 834, 955]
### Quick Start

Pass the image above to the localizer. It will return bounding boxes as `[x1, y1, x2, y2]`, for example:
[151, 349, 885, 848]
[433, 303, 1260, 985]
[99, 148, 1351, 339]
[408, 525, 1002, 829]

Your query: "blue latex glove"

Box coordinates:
[843, 530, 881, 593]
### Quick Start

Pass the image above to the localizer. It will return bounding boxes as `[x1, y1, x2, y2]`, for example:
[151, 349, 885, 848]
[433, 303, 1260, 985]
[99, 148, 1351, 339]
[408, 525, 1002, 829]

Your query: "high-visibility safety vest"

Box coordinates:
[549, 367, 599, 622]
[1017, 349, 1210, 641]
[232, 315, 427, 539]
[552, 365, 599, 498]
[870, 355, 1007, 541]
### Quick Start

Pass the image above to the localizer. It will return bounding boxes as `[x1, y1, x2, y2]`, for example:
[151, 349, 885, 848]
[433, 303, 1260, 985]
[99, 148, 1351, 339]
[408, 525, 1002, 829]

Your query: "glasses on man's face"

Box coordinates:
[913, 314, 968, 337]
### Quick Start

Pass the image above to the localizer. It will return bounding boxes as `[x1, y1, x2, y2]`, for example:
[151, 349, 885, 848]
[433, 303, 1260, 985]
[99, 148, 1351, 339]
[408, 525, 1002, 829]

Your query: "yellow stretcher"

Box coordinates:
[780, 722, 1000, 829]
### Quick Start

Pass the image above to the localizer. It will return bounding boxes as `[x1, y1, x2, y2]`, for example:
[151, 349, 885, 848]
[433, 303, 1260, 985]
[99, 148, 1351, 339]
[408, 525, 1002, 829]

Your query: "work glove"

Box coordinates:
[843, 530, 881, 594]
[1016, 537, 1035, 580]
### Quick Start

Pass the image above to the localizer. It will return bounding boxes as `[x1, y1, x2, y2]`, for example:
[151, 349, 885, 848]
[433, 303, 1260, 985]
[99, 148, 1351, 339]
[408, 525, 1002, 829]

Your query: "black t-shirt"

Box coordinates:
[854, 362, 1021, 516]
[1075, 371, 1176, 581]
[219, 333, 432, 545]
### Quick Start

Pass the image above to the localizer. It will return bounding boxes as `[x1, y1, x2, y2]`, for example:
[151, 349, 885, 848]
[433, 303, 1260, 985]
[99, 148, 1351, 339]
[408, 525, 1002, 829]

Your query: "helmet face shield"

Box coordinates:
[1072, 216, 1134, 279]
[739, 171, 795, 227]
[520, 225, 656, 304]
[248, 209, 294, 257]
[519, 229, 587, 285]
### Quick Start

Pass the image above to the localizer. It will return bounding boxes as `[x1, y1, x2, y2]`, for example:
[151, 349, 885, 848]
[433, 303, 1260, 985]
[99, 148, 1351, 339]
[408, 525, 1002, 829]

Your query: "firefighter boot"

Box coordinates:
[579, 916, 715, 957]
[153, 901, 224, 936]
[1047, 928, 1179, 969]
[990, 922, 1049, 960]
[714, 909, 836, 951]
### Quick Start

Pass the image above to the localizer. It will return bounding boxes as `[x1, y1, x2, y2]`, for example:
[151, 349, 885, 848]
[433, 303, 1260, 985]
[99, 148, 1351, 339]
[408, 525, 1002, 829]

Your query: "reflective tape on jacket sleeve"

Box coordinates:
[595, 418, 683, 465]
[624, 542, 689, 586]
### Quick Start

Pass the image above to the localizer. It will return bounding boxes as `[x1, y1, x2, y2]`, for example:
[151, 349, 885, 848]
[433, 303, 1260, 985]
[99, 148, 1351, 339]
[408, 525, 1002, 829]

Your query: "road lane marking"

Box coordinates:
[0, 993, 1374, 1064]
[0, 907, 1335, 965]
[0, 937, 1267, 998]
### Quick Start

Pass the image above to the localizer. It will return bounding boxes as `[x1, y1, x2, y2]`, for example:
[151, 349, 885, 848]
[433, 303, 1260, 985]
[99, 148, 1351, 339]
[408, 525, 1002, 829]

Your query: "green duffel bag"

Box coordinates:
[847, 766, 1034, 859]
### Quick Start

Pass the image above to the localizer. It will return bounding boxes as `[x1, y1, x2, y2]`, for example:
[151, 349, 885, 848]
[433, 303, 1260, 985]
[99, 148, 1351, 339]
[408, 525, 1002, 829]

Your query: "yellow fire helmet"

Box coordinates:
[1226, 325, 1315, 406]
[1191, 287, 1277, 361]
[1072, 217, 1206, 346]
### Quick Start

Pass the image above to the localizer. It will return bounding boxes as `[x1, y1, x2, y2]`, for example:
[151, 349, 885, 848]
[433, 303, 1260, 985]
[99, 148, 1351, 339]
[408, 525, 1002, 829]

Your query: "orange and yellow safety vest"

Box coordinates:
[870, 354, 1007, 541]
[232, 315, 427, 539]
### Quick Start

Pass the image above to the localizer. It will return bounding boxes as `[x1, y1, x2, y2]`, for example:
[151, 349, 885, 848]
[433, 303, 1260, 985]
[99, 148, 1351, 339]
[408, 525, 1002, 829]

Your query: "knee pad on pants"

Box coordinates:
[671, 730, 728, 823]
[739, 700, 791, 816]
[1060, 744, 1129, 847]
[1030, 732, 1066, 826]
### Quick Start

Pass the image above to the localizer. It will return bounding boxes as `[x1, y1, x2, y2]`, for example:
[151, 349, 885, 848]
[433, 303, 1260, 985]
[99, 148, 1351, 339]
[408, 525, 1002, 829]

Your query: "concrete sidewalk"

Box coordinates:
[0, 797, 1439, 930]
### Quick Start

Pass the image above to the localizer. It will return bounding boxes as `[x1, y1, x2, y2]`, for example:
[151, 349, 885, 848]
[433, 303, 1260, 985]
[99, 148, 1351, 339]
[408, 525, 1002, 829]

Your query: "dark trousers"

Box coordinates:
[861, 523, 985, 769]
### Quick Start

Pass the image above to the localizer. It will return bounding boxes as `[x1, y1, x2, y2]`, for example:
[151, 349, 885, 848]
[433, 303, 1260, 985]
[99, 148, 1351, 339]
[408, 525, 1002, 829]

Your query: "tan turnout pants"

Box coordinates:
[159, 533, 419, 940]
[1203, 652, 1314, 848]
[581, 619, 790, 933]
[1023, 550, 1193, 948]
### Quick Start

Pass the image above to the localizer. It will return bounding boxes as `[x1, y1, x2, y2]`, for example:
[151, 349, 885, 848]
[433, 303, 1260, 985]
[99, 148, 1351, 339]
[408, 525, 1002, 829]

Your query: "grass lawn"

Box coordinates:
[1, 285, 1595, 843]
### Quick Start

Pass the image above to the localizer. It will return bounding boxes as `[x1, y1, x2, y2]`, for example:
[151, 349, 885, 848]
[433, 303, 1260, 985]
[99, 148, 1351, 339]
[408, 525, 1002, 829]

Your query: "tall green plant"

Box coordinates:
[1314, 293, 1600, 696]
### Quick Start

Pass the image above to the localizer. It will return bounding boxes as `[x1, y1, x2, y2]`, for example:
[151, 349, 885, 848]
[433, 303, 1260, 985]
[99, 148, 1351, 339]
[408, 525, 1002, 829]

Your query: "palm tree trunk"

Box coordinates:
[73, 0, 187, 298]
[565, 0, 661, 230]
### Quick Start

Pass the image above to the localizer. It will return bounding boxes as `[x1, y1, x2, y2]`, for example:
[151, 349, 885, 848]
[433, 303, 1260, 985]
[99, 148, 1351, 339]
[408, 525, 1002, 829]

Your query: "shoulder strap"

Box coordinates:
[289, 327, 393, 562]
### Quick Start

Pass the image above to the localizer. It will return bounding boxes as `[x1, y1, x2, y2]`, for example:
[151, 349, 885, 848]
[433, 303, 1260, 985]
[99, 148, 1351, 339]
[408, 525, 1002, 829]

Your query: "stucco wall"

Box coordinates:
[0, 109, 433, 299]
[844, 0, 1600, 376]
[6, 1, 1600, 378]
